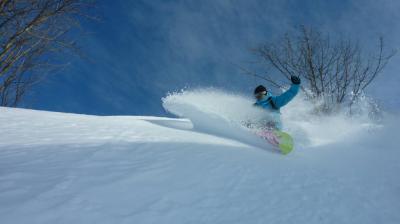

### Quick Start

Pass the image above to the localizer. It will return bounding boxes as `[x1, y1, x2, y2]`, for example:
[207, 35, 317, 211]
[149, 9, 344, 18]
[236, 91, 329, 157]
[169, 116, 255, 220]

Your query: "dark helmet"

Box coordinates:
[254, 85, 267, 95]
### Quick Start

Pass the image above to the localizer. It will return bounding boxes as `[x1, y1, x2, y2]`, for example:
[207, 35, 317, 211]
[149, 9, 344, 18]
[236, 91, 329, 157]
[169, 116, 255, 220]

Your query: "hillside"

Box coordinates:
[0, 90, 399, 223]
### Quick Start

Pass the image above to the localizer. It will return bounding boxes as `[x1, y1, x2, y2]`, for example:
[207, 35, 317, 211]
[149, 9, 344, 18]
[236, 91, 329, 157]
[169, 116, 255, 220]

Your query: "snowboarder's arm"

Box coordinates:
[271, 76, 301, 108]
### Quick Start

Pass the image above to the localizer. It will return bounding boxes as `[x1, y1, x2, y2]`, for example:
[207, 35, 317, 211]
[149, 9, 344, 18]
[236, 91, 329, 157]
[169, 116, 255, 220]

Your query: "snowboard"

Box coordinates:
[257, 130, 294, 154]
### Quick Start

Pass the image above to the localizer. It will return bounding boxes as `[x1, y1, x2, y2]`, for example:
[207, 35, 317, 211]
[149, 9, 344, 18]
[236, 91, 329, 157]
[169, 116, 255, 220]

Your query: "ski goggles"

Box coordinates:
[254, 91, 267, 98]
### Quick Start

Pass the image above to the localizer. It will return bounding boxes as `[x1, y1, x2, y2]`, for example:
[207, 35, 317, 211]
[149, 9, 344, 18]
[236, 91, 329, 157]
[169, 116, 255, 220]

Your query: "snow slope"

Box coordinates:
[0, 89, 399, 224]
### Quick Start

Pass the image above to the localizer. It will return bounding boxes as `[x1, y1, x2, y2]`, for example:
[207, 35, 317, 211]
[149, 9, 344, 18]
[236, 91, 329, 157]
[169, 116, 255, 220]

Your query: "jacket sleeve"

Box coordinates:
[271, 84, 300, 109]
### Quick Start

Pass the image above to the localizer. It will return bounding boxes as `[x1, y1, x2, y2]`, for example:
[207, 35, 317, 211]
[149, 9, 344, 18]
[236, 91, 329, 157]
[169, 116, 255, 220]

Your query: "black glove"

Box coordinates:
[291, 75, 301, 85]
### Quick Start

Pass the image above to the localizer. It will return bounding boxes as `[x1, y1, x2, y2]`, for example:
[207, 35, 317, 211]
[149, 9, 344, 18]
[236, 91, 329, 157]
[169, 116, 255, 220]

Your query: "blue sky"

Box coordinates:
[23, 0, 400, 115]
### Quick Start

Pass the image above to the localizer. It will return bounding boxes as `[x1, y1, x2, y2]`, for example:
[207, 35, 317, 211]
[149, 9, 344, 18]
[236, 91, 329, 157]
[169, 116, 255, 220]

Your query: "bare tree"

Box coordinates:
[247, 26, 395, 113]
[0, 0, 96, 106]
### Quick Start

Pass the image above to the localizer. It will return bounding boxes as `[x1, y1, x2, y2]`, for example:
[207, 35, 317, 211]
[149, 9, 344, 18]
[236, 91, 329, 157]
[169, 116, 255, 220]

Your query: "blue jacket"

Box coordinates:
[254, 84, 300, 129]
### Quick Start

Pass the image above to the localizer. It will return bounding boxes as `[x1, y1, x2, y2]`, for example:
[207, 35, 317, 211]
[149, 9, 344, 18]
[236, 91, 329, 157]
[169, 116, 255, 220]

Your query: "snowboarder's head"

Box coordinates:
[254, 85, 267, 100]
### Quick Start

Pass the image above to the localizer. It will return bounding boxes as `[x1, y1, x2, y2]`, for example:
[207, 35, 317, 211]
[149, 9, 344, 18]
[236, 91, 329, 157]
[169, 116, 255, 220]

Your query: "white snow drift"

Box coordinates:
[0, 89, 399, 224]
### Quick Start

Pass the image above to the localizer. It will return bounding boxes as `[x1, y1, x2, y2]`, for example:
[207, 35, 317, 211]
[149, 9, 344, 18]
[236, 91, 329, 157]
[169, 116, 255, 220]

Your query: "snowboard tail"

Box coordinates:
[258, 130, 294, 154]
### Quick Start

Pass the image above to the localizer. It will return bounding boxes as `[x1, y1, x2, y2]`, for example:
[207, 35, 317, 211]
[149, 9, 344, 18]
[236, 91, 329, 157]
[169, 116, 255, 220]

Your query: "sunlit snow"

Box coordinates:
[0, 89, 399, 224]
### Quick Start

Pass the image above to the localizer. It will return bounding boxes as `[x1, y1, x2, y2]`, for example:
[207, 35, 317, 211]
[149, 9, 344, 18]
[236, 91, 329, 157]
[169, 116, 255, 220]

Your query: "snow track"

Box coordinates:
[0, 104, 399, 223]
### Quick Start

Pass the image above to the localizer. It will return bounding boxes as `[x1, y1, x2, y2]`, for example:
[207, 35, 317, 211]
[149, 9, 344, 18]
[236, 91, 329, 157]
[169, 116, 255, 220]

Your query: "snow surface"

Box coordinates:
[1, 89, 399, 224]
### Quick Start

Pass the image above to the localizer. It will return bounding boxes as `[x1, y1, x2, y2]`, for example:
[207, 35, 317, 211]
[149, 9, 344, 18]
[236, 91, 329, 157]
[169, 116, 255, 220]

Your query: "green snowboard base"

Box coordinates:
[258, 130, 294, 154]
[273, 130, 294, 155]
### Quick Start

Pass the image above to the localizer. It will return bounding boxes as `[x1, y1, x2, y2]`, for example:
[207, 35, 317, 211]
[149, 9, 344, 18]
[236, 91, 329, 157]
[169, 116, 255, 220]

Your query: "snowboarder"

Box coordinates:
[253, 75, 301, 130]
